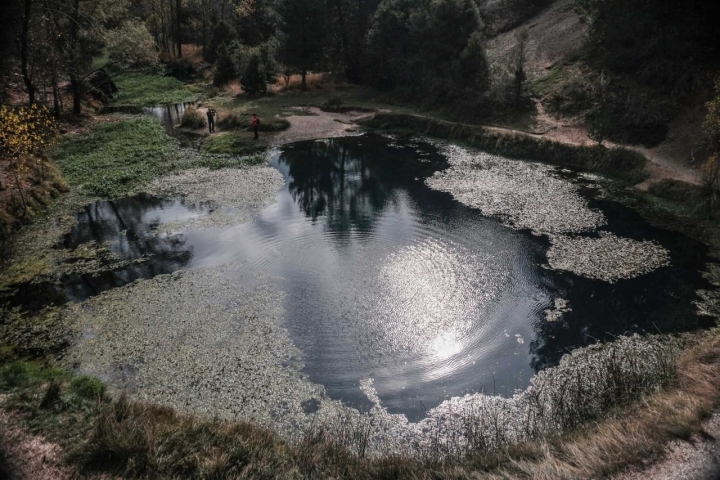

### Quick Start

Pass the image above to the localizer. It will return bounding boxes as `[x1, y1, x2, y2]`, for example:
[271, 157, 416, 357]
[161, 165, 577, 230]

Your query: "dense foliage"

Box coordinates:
[577, 0, 720, 146]
[365, 0, 491, 107]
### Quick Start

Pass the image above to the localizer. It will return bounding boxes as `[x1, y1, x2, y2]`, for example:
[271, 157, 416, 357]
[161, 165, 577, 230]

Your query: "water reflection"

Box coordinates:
[5, 134, 714, 421]
[270, 135, 712, 417]
[2, 194, 199, 311]
[143, 103, 194, 136]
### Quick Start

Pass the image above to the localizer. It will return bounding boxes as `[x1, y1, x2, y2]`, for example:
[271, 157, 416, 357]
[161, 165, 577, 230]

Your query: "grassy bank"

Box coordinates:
[359, 112, 649, 183]
[0, 156, 68, 252]
[54, 117, 178, 197]
[112, 73, 198, 107]
[53, 116, 265, 198]
[2, 332, 719, 479]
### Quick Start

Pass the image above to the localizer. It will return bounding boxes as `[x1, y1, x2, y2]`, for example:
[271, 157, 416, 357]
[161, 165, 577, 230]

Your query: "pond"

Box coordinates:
[6, 133, 715, 421]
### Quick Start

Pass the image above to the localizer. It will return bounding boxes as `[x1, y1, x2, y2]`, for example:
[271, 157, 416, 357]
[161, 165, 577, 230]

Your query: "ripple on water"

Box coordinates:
[25, 133, 713, 426]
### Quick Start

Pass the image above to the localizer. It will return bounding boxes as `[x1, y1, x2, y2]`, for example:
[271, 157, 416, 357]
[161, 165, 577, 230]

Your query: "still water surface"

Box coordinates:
[12, 134, 715, 419]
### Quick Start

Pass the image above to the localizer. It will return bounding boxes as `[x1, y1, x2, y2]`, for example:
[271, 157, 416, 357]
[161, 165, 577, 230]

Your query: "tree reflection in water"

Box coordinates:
[3, 194, 197, 312]
[280, 137, 444, 233]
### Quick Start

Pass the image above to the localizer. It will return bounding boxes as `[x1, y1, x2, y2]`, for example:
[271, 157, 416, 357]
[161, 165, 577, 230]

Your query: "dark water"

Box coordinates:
[5, 134, 715, 419]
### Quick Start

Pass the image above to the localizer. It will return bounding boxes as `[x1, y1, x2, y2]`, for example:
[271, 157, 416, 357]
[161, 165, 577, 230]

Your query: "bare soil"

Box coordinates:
[0, 408, 86, 480]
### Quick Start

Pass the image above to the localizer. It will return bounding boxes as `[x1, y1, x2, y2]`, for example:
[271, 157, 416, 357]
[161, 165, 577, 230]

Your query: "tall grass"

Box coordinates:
[0, 333, 705, 478]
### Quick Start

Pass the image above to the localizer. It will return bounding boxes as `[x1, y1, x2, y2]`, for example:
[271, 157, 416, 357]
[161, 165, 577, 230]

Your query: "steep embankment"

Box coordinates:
[485, 0, 708, 188]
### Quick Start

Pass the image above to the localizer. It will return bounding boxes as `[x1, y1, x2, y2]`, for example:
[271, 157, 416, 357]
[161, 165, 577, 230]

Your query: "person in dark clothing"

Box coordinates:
[206, 108, 216, 133]
[252, 113, 260, 139]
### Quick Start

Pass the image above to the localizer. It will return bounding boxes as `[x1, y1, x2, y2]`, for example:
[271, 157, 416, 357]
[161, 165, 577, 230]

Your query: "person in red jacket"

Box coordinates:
[251, 113, 260, 139]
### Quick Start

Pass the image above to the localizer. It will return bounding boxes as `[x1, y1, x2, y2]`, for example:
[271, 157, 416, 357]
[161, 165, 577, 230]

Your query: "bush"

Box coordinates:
[180, 107, 206, 129]
[241, 55, 266, 95]
[70, 376, 107, 400]
[0, 362, 30, 388]
[588, 79, 674, 147]
[165, 58, 198, 82]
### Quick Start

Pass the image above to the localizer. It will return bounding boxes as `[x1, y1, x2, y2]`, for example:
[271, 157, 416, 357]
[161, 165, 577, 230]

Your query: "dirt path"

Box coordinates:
[484, 118, 704, 188]
[271, 107, 371, 145]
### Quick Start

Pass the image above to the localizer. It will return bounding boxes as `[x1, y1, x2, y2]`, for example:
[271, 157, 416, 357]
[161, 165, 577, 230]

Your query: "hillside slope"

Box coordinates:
[484, 0, 709, 187]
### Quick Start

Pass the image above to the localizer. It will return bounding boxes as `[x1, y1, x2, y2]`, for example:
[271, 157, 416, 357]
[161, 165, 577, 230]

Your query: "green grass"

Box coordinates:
[112, 73, 198, 107]
[53, 117, 177, 198]
[202, 132, 267, 156]
[53, 117, 268, 197]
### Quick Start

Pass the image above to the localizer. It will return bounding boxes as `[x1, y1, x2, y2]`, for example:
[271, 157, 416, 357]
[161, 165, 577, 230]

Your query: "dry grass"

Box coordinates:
[0, 331, 719, 479]
[180, 44, 205, 65]
[476, 333, 720, 479]
[272, 73, 328, 92]
[1, 334, 705, 479]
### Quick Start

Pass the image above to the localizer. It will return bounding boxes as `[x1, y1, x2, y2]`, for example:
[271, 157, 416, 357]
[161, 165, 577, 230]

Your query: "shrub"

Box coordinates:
[588, 78, 673, 147]
[241, 54, 267, 95]
[180, 107, 206, 129]
[70, 376, 107, 400]
[165, 58, 198, 82]
[0, 361, 30, 388]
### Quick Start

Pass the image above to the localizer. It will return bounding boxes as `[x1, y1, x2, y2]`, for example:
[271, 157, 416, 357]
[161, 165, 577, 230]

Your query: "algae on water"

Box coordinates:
[424, 141, 671, 282]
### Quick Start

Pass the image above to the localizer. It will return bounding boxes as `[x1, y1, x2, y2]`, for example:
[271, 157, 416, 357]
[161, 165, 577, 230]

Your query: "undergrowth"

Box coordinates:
[202, 132, 268, 156]
[180, 107, 206, 129]
[53, 117, 265, 198]
[53, 117, 177, 197]
[112, 73, 198, 107]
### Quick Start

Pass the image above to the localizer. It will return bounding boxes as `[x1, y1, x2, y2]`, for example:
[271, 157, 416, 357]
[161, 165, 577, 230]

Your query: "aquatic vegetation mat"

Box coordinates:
[426, 144, 606, 235]
[547, 232, 671, 282]
[425, 141, 672, 282]
[147, 165, 284, 230]
[63, 266, 324, 432]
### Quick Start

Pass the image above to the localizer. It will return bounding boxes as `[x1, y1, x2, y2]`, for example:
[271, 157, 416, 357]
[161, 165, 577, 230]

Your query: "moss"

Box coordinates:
[0, 256, 53, 289]
[0, 307, 71, 359]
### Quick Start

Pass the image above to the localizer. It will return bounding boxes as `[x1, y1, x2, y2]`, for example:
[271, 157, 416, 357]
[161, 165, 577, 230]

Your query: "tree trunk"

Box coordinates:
[68, 0, 82, 114]
[333, 0, 356, 82]
[71, 76, 82, 115]
[21, 0, 36, 105]
[175, 0, 182, 58]
[12, 170, 28, 216]
[167, 0, 175, 57]
[52, 74, 61, 117]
